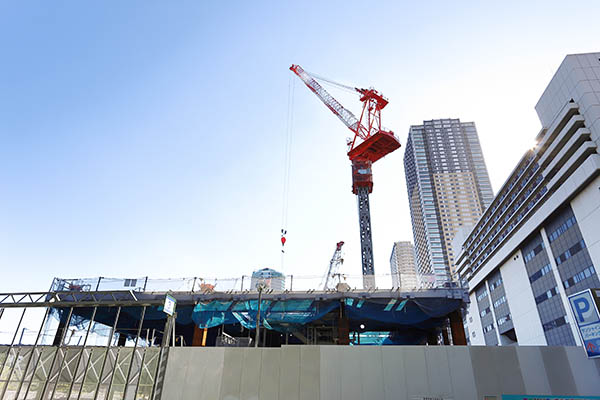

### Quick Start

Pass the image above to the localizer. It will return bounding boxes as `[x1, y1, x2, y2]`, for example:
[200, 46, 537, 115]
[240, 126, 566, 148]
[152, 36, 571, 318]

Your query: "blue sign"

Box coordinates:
[568, 289, 600, 359]
[163, 293, 177, 316]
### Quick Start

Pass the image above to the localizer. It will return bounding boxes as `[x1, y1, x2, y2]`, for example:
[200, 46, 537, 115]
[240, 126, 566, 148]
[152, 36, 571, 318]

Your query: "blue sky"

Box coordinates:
[1, 1, 600, 292]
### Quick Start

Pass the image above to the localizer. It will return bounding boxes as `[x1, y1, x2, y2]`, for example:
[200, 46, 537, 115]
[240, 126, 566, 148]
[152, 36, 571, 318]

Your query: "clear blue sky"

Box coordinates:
[1, 1, 599, 292]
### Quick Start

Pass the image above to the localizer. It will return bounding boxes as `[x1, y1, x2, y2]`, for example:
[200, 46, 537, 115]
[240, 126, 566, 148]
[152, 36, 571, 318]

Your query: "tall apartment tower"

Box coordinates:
[390, 241, 418, 289]
[404, 118, 493, 285]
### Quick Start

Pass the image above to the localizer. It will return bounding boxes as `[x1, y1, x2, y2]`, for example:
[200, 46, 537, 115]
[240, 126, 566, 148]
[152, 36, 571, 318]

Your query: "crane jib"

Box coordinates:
[290, 64, 399, 162]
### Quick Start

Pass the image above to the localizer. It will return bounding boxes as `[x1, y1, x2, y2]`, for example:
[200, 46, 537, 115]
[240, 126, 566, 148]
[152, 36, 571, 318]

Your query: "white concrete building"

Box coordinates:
[456, 52, 600, 346]
[250, 267, 285, 291]
[389, 241, 418, 289]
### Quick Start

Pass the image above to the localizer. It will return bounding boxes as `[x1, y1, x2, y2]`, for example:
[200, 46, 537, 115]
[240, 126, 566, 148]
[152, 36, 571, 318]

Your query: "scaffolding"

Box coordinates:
[0, 277, 468, 399]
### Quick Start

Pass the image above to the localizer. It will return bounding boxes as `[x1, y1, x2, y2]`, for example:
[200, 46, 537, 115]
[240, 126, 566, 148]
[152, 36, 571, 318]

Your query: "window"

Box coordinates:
[555, 240, 586, 265]
[529, 263, 552, 283]
[489, 278, 503, 291]
[483, 323, 495, 333]
[124, 279, 137, 287]
[524, 242, 545, 263]
[477, 291, 488, 302]
[493, 296, 507, 308]
[480, 307, 491, 317]
[563, 265, 597, 288]
[542, 316, 567, 332]
[548, 216, 576, 242]
[497, 314, 511, 326]
[535, 287, 558, 304]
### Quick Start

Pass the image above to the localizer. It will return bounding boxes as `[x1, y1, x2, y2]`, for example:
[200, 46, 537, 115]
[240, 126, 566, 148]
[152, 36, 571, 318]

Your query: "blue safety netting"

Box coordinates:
[192, 299, 339, 332]
[191, 297, 462, 333]
[344, 297, 461, 326]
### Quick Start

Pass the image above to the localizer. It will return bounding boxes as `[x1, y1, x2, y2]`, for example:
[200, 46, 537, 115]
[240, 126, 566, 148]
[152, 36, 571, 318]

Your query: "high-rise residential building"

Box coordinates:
[404, 118, 493, 286]
[389, 241, 418, 289]
[456, 52, 600, 346]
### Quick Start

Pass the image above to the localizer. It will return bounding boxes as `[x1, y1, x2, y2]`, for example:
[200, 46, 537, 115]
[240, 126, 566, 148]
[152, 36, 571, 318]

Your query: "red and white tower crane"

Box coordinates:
[290, 64, 401, 289]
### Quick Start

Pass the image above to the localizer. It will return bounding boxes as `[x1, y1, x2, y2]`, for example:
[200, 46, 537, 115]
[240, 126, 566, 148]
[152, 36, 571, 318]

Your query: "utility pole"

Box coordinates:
[254, 282, 266, 347]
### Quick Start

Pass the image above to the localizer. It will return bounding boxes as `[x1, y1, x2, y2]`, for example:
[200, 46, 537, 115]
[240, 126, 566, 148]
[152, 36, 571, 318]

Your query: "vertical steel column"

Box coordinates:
[122, 306, 146, 400]
[149, 346, 166, 400]
[92, 306, 121, 400]
[0, 308, 27, 399]
[16, 307, 51, 398]
[76, 312, 103, 400]
[65, 307, 97, 399]
[171, 313, 176, 347]
[151, 314, 173, 400]
[254, 287, 263, 347]
[133, 312, 153, 398]
[40, 307, 73, 400]
[356, 186, 376, 289]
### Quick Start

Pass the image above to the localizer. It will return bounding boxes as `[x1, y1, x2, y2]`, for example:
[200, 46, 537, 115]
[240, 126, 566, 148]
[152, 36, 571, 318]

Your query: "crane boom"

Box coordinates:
[290, 64, 400, 163]
[290, 65, 360, 133]
[322, 241, 345, 290]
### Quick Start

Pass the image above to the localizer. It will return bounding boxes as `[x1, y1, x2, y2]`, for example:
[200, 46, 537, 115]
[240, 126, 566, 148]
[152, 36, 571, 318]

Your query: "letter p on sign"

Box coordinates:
[569, 291, 599, 326]
[573, 297, 590, 323]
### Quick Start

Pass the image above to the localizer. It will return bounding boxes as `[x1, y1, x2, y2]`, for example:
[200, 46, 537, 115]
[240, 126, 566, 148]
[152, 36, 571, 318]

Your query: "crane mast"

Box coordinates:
[290, 64, 401, 289]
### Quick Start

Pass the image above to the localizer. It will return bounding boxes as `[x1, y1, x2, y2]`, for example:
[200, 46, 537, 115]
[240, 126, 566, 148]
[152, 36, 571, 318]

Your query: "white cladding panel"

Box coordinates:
[499, 250, 547, 345]
[467, 292, 485, 345]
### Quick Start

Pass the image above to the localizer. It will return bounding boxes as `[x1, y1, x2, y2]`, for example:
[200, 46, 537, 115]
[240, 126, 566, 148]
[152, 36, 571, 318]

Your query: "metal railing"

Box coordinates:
[50, 273, 459, 295]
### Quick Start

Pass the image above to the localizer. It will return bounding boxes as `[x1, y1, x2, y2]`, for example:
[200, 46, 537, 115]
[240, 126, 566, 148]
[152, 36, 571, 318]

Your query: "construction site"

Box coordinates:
[0, 65, 473, 399]
[1, 64, 599, 400]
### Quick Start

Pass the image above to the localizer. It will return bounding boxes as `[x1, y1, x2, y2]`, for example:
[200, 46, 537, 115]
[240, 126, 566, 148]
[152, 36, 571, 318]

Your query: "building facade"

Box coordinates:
[389, 241, 418, 289]
[404, 118, 494, 286]
[456, 52, 600, 346]
[250, 267, 285, 291]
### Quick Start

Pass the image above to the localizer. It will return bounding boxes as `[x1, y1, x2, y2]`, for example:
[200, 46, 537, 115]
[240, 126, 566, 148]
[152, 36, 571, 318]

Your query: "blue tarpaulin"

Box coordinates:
[191, 297, 462, 333]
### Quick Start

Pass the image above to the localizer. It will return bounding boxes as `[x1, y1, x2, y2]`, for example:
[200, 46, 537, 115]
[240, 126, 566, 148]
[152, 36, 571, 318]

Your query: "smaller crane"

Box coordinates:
[322, 241, 345, 290]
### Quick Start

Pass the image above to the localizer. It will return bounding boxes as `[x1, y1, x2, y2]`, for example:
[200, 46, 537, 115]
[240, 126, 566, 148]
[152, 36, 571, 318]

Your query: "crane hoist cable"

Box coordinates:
[305, 70, 358, 95]
[280, 75, 295, 264]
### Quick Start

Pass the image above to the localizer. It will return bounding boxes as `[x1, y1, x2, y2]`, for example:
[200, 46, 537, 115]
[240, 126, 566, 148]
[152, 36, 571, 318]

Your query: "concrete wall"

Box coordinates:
[159, 345, 600, 400]
[571, 174, 600, 271]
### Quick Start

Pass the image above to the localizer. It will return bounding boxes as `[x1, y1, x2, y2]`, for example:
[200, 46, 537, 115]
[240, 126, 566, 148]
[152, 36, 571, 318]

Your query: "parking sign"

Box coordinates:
[568, 289, 600, 358]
